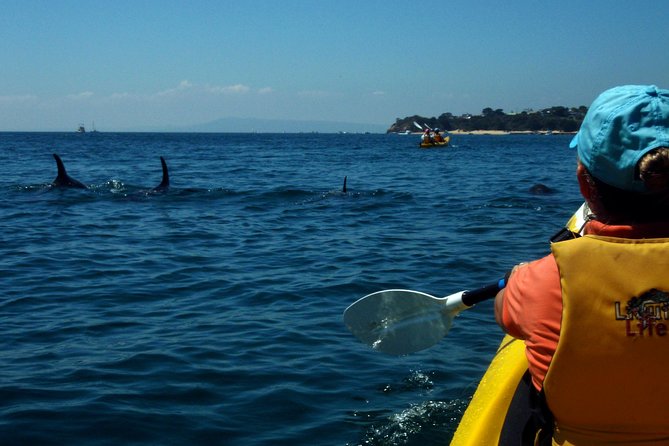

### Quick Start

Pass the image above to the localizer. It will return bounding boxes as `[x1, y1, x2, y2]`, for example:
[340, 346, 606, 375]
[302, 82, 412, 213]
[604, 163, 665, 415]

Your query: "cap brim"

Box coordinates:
[569, 133, 579, 149]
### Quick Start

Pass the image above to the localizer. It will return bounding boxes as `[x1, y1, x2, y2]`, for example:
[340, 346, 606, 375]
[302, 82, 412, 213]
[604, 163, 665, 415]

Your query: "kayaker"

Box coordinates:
[433, 128, 445, 143]
[494, 85, 669, 445]
[421, 128, 433, 144]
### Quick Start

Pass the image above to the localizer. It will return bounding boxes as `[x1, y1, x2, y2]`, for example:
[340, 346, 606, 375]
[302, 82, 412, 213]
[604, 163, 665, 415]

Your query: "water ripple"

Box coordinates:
[0, 133, 580, 445]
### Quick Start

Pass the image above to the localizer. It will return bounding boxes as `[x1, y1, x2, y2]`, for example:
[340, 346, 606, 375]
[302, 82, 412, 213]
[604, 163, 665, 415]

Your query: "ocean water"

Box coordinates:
[0, 132, 583, 445]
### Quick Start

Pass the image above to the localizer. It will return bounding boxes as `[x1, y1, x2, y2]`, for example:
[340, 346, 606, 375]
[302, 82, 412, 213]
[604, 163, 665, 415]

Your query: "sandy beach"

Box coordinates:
[402, 130, 575, 135]
[449, 130, 575, 135]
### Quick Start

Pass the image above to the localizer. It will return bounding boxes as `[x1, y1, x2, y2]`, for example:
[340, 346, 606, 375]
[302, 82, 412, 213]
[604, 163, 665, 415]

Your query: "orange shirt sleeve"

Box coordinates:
[501, 254, 563, 389]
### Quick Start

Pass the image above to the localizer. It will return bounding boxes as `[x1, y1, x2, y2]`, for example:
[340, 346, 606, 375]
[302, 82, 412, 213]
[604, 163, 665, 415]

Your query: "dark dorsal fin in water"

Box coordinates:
[528, 183, 554, 195]
[152, 156, 169, 192]
[52, 153, 88, 189]
[342, 176, 347, 193]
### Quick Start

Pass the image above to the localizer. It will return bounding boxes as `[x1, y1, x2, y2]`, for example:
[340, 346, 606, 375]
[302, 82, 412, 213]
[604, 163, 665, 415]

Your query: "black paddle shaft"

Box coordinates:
[461, 277, 507, 307]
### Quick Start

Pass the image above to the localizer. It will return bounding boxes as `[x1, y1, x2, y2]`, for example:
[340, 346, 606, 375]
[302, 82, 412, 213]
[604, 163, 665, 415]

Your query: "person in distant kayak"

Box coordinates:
[495, 85, 669, 445]
[433, 128, 445, 143]
[421, 128, 433, 144]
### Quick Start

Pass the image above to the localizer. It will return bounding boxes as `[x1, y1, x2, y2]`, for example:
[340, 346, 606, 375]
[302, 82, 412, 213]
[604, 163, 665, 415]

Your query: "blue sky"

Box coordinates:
[2, 0, 669, 131]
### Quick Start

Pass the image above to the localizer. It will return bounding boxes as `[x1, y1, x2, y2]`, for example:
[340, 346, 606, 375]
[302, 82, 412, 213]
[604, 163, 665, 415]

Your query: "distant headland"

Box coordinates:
[387, 106, 587, 134]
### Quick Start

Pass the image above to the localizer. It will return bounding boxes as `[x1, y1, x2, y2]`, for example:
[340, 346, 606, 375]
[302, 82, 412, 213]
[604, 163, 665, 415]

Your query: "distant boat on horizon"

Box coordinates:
[76, 122, 101, 134]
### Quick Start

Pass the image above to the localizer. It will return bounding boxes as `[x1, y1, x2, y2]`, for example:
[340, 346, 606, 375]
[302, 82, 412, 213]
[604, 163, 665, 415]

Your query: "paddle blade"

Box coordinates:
[343, 289, 454, 355]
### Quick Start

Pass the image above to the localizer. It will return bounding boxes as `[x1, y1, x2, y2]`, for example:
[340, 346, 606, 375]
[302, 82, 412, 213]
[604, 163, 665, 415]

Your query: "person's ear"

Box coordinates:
[577, 162, 593, 201]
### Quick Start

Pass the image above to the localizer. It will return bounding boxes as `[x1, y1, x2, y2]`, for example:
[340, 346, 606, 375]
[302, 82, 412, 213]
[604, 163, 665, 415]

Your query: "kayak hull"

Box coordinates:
[450, 335, 528, 445]
[419, 136, 450, 148]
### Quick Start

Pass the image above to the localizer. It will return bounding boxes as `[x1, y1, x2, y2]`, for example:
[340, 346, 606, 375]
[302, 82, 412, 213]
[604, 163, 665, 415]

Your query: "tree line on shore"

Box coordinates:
[387, 106, 588, 133]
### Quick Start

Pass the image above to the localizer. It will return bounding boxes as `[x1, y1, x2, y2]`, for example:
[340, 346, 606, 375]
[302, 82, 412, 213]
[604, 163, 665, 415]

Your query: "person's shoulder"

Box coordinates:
[585, 220, 669, 238]
[510, 255, 559, 295]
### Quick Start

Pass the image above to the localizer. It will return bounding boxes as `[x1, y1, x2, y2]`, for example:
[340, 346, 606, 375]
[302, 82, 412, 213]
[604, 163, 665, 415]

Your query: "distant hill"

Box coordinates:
[173, 117, 387, 134]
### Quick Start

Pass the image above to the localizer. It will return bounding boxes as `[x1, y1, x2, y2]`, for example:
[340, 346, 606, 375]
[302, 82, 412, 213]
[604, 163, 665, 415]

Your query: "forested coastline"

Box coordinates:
[387, 106, 587, 133]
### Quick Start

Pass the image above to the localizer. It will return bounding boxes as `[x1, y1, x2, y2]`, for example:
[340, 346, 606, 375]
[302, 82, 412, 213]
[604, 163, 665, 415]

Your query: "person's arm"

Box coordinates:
[494, 256, 562, 340]
[494, 263, 525, 330]
[494, 287, 506, 329]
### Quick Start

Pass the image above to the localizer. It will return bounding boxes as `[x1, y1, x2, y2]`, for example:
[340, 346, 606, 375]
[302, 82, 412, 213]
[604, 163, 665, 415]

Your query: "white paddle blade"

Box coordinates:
[343, 289, 457, 355]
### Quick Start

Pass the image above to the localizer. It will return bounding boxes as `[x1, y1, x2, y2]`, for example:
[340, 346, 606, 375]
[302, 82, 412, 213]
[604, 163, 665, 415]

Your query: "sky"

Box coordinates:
[1, 0, 669, 132]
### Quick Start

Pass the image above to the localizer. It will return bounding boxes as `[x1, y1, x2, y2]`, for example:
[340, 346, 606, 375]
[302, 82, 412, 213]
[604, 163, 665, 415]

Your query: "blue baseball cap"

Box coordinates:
[570, 85, 669, 192]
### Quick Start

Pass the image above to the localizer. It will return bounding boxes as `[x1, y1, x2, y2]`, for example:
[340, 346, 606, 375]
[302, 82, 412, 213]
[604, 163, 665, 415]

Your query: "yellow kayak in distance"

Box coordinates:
[419, 136, 450, 148]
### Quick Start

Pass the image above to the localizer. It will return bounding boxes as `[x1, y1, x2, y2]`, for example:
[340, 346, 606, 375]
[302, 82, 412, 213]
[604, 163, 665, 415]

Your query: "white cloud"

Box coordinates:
[67, 91, 94, 100]
[106, 81, 261, 102]
[0, 94, 38, 105]
[372, 90, 386, 96]
[207, 83, 251, 94]
[156, 80, 194, 97]
[109, 92, 132, 100]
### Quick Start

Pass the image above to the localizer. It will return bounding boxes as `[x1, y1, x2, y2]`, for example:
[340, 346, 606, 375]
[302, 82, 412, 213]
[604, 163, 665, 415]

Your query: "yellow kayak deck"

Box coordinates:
[450, 335, 528, 445]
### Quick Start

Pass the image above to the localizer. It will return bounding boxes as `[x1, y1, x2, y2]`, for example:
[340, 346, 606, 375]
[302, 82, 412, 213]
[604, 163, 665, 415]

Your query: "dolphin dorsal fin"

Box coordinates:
[153, 156, 169, 191]
[52, 153, 87, 189]
[53, 153, 67, 179]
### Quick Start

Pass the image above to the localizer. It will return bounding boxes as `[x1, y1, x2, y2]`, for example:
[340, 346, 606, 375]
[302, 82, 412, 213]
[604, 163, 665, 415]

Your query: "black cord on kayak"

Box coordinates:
[549, 227, 581, 243]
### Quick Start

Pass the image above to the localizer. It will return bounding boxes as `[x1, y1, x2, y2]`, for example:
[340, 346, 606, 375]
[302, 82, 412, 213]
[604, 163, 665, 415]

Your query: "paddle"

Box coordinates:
[413, 121, 433, 131]
[343, 203, 592, 355]
[343, 280, 507, 355]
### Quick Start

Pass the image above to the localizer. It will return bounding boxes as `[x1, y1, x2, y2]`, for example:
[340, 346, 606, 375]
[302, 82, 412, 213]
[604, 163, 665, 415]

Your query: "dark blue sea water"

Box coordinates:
[0, 132, 583, 445]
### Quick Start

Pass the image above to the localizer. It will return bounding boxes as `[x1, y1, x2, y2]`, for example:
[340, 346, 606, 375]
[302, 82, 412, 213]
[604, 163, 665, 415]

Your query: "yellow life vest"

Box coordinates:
[546, 235, 669, 445]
